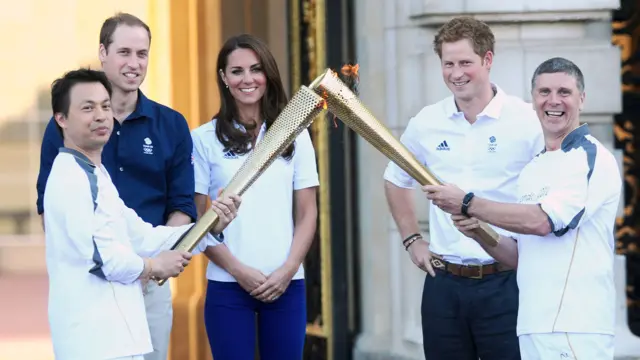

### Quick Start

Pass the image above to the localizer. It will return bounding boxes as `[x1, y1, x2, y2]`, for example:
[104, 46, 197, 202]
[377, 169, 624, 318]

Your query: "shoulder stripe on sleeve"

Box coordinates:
[70, 154, 106, 280]
[58, 148, 108, 279]
[553, 126, 597, 236]
[82, 168, 105, 279]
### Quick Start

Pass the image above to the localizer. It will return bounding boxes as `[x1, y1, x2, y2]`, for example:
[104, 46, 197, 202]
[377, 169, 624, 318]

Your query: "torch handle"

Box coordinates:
[400, 163, 499, 248]
[155, 209, 221, 286]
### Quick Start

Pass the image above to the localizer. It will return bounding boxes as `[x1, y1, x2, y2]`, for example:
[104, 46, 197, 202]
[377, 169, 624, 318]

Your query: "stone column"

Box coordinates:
[353, 0, 628, 359]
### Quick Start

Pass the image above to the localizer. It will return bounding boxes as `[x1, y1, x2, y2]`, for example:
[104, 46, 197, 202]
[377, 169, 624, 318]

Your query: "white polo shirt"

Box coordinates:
[44, 148, 216, 360]
[384, 85, 544, 264]
[514, 124, 621, 336]
[192, 119, 320, 282]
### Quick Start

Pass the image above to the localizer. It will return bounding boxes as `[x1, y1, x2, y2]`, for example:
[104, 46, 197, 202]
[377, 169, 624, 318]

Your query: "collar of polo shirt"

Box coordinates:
[445, 83, 505, 121]
[120, 90, 155, 122]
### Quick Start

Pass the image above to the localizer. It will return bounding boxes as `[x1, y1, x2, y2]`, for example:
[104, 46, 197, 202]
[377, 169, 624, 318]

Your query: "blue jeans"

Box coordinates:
[421, 268, 520, 359]
[204, 279, 306, 360]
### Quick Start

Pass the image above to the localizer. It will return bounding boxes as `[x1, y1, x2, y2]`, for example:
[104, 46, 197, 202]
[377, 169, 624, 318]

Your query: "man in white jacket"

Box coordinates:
[43, 68, 241, 360]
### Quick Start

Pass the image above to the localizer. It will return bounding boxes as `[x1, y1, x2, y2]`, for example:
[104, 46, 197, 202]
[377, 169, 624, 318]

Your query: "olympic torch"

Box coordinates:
[309, 68, 500, 247]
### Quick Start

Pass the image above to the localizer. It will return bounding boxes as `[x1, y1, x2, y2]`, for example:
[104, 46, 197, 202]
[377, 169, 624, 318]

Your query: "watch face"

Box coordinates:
[463, 192, 474, 204]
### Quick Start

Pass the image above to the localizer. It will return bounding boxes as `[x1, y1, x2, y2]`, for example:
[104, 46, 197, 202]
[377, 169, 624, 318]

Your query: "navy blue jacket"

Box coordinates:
[36, 91, 197, 227]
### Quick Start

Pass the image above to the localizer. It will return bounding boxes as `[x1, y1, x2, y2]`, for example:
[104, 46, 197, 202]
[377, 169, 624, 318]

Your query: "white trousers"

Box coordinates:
[109, 356, 144, 360]
[519, 332, 614, 360]
[143, 281, 173, 360]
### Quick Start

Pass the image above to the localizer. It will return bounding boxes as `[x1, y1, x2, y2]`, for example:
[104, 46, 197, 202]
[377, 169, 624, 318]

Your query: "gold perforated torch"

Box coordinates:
[156, 86, 326, 285]
[308, 67, 499, 247]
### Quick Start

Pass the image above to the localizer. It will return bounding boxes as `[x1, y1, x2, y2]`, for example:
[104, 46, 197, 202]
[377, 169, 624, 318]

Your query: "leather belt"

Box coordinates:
[429, 257, 513, 279]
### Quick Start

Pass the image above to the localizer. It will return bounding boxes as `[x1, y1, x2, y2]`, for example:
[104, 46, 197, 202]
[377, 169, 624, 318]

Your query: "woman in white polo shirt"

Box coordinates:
[191, 34, 319, 360]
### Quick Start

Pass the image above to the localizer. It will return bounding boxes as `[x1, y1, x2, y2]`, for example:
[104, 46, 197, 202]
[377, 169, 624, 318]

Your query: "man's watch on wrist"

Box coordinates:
[461, 192, 475, 217]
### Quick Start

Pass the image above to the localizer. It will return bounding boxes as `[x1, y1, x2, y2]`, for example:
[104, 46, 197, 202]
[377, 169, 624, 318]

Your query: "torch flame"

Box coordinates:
[318, 89, 336, 127]
[340, 63, 359, 79]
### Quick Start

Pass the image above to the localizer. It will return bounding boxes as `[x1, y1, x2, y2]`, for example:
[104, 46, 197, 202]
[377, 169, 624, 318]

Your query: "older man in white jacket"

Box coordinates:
[43, 68, 241, 360]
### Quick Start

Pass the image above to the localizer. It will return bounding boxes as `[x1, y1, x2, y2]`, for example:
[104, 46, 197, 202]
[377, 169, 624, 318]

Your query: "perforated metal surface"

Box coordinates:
[309, 69, 500, 247]
[223, 86, 324, 197]
[159, 87, 324, 284]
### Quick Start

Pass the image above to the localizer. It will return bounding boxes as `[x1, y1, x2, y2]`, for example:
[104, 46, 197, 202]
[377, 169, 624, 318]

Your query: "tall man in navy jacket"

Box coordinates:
[36, 13, 195, 360]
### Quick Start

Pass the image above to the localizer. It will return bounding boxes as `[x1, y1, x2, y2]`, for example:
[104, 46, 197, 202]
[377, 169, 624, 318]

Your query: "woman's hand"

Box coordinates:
[230, 263, 268, 294]
[249, 264, 297, 302]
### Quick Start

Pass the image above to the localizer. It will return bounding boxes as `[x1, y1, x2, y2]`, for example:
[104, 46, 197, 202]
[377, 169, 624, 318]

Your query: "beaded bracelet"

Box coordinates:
[404, 236, 420, 250]
[402, 233, 422, 250]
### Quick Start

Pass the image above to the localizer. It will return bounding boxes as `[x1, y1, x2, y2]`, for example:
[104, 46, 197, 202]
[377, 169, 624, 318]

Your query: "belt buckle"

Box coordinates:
[431, 258, 445, 270]
[469, 264, 483, 279]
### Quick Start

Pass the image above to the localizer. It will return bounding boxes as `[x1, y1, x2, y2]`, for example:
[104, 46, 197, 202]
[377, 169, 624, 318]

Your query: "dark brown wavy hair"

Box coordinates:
[433, 16, 495, 59]
[213, 34, 293, 159]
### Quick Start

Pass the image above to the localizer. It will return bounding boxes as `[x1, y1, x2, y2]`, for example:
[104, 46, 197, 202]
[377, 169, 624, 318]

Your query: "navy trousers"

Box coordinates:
[421, 268, 520, 360]
[204, 279, 307, 360]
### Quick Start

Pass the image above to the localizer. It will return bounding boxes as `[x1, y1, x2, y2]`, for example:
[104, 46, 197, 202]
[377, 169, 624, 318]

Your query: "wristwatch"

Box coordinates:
[461, 192, 475, 216]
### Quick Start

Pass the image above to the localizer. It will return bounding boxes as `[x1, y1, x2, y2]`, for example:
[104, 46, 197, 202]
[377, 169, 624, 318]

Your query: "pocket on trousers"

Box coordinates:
[422, 274, 458, 318]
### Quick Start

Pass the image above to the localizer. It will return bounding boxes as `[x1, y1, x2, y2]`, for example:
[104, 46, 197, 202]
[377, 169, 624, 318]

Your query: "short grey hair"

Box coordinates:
[530, 57, 585, 93]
